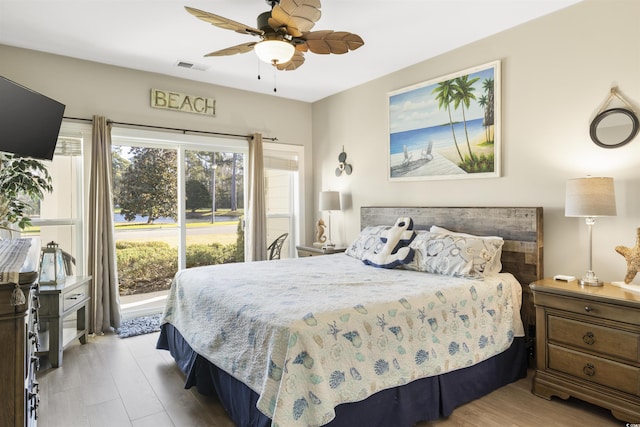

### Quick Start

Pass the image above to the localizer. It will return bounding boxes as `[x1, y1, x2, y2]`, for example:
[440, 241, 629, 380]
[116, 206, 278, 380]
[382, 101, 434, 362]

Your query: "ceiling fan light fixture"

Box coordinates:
[254, 39, 294, 65]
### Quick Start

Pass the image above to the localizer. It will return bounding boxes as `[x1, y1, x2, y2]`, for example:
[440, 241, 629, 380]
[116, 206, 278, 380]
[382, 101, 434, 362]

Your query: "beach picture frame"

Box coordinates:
[388, 60, 501, 181]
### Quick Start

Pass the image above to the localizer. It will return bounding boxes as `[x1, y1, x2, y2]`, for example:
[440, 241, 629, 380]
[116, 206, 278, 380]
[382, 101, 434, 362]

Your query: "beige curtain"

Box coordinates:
[88, 116, 121, 333]
[246, 132, 267, 261]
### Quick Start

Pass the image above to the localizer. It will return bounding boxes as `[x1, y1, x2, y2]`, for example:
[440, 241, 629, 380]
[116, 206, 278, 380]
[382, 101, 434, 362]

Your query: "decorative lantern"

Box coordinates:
[39, 241, 67, 285]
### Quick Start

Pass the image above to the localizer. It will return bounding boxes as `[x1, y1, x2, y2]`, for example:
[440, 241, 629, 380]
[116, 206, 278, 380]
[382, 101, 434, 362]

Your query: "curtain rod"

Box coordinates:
[63, 116, 278, 142]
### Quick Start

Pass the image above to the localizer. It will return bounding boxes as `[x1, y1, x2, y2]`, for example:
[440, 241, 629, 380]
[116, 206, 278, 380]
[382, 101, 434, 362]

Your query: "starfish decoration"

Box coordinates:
[326, 321, 341, 341]
[615, 227, 640, 284]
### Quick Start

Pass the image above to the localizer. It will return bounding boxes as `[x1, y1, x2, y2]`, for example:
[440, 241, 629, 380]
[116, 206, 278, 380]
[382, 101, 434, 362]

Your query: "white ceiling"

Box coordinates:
[0, 0, 582, 103]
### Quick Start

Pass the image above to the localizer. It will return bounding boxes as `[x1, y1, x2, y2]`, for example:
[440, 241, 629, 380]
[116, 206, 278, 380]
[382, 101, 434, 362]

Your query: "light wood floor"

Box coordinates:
[36, 332, 624, 427]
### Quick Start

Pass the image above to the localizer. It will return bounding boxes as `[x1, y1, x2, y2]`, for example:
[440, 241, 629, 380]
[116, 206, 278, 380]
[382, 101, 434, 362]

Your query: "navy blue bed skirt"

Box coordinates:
[157, 323, 526, 427]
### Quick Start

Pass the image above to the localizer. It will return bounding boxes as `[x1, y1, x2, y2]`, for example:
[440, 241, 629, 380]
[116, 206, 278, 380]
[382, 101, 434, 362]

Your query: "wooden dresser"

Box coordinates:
[530, 278, 640, 422]
[0, 282, 39, 426]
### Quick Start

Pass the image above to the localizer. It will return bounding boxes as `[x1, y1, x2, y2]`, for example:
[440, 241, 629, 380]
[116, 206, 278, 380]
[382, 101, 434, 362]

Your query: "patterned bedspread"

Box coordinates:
[161, 253, 524, 427]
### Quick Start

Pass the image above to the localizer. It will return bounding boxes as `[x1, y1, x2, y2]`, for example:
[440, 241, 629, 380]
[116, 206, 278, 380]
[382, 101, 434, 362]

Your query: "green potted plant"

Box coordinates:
[0, 153, 53, 234]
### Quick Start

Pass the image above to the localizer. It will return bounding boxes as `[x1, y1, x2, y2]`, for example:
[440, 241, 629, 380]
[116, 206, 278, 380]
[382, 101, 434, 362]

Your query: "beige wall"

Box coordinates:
[312, 0, 640, 283]
[2, 0, 639, 283]
[0, 44, 314, 243]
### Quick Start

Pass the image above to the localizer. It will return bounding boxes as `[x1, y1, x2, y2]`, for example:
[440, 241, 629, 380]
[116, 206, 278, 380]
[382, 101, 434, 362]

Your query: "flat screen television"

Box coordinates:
[0, 76, 66, 160]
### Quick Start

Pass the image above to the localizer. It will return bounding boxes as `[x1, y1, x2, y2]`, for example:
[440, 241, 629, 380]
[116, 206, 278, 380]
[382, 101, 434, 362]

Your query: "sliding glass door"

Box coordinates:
[111, 128, 247, 318]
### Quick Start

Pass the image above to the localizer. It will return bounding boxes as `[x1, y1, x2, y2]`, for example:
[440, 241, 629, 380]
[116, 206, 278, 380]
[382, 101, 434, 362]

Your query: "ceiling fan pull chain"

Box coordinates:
[273, 67, 277, 93]
[257, 58, 261, 80]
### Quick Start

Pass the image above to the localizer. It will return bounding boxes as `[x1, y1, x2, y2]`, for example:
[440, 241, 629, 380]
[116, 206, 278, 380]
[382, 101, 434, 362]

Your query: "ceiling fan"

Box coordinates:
[185, 0, 364, 71]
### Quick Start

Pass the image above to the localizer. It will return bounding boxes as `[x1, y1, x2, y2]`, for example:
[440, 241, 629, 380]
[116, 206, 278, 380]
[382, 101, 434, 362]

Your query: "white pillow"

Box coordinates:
[429, 226, 503, 275]
[345, 225, 389, 260]
[405, 231, 504, 279]
[429, 225, 503, 241]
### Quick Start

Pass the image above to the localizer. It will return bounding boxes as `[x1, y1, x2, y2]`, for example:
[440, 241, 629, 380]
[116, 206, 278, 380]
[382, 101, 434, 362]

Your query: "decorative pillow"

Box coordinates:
[362, 217, 416, 269]
[429, 225, 503, 275]
[405, 231, 504, 279]
[345, 225, 389, 260]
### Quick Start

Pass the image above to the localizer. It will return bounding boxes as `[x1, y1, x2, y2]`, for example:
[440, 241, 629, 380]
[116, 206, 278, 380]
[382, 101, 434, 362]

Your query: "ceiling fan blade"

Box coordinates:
[185, 6, 263, 36]
[270, 0, 321, 36]
[275, 51, 306, 71]
[301, 30, 364, 55]
[204, 42, 257, 57]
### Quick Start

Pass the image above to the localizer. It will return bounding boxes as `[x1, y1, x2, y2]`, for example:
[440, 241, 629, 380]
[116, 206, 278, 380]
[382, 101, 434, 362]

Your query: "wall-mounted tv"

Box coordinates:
[0, 76, 65, 161]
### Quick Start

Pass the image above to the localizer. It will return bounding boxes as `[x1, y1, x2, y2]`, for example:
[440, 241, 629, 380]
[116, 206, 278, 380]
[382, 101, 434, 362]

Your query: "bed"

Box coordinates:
[157, 206, 543, 427]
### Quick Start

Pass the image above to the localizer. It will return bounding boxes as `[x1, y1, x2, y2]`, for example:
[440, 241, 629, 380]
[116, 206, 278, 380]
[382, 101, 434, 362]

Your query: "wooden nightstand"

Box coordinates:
[37, 276, 91, 368]
[296, 245, 346, 257]
[530, 278, 640, 422]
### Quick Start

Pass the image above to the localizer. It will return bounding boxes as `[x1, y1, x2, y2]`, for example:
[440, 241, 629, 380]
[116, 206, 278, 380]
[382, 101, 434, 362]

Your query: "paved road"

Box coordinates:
[114, 223, 238, 240]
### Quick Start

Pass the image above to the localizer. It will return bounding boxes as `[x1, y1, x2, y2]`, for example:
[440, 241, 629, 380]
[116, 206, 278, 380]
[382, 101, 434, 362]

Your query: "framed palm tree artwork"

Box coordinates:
[388, 60, 501, 181]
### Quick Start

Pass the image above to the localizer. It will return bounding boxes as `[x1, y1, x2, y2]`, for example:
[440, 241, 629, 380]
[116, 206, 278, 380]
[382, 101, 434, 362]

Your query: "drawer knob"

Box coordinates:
[583, 363, 596, 376]
[584, 306, 593, 312]
[31, 356, 40, 370]
[582, 332, 595, 345]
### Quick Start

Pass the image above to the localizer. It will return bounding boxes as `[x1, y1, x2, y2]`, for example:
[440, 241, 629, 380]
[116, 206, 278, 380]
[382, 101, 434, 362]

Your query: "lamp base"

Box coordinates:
[579, 278, 603, 287]
[579, 270, 603, 287]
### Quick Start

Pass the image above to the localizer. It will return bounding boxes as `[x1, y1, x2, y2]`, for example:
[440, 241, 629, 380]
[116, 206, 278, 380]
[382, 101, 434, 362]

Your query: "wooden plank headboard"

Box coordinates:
[361, 206, 544, 336]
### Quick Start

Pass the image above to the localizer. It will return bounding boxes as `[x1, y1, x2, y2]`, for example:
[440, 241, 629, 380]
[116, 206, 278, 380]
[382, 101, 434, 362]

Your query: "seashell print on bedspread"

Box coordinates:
[161, 254, 523, 427]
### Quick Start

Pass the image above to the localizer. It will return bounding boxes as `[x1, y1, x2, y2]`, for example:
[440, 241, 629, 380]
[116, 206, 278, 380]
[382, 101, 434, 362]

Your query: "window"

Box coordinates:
[264, 143, 303, 258]
[25, 121, 87, 276]
[25, 123, 305, 319]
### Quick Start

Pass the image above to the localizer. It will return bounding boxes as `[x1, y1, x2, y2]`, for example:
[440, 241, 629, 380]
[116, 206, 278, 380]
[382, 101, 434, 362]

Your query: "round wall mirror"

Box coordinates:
[590, 107, 639, 148]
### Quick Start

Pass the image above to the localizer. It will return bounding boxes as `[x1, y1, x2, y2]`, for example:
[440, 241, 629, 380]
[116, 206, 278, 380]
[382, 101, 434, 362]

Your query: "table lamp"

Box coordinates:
[565, 177, 616, 286]
[319, 191, 341, 248]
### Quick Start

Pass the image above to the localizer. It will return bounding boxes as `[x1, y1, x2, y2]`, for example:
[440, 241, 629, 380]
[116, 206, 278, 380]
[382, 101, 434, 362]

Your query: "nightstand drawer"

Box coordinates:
[535, 292, 639, 325]
[297, 249, 316, 257]
[63, 281, 89, 312]
[296, 245, 346, 257]
[549, 344, 640, 396]
[548, 315, 640, 362]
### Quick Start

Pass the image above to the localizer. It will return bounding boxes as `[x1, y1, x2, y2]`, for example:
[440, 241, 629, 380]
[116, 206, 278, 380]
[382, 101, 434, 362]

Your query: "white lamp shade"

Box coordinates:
[254, 40, 295, 65]
[565, 177, 617, 217]
[319, 191, 341, 211]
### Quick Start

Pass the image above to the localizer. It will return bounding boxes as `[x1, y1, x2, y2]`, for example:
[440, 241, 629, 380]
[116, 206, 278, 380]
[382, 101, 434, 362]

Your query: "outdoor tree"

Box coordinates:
[185, 179, 212, 213]
[185, 151, 208, 182]
[111, 146, 131, 207]
[118, 147, 177, 223]
[230, 153, 239, 211]
[186, 151, 219, 220]
[179, 150, 244, 215]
